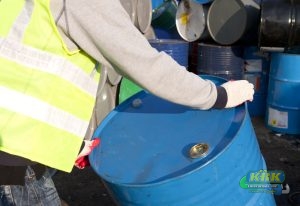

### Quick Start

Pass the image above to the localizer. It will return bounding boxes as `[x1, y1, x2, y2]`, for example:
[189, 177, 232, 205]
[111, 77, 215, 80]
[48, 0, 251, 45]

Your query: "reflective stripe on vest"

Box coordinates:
[0, 0, 99, 172]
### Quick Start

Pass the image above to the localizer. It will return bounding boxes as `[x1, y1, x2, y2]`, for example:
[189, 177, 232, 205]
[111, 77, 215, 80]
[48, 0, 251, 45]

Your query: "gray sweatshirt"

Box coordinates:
[50, 0, 227, 110]
[0, 0, 227, 181]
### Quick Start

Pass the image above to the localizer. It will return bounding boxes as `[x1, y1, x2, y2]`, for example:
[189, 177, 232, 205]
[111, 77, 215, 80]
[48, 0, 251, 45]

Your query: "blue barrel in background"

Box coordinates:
[152, 0, 165, 9]
[149, 39, 189, 67]
[266, 52, 300, 135]
[151, 0, 178, 30]
[193, 0, 214, 4]
[151, 0, 182, 40]
[197, 43, 244, 80]
[153, 27, 182, 39]
[90, 75, 276, 206]
[243, 46, 270, 117]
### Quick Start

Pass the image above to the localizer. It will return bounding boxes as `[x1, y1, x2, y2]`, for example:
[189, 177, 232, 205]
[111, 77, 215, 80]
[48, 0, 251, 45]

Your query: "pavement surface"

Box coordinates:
[53, 116, 300, 206]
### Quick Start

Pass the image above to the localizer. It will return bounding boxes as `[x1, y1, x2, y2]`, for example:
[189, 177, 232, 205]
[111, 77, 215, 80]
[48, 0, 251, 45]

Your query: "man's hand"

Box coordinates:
[221, 80, 254, 108]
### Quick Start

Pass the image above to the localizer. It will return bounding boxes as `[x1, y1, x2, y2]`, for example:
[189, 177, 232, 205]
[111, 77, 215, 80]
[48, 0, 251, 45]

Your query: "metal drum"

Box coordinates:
[188, 41, 199, 73]
[151, 0, 178, 30]
[266, 52, 300, 135]
[120, 0, 138, 27]
[136, 0, 152, 33]
[240, 0, 261, 44]
[90, 76, 276, 206]
[193, 0, 214, 3]
[259, 0, 300, 52]
[197, 43, 244, 80]
[152, 0, 181, 39]
[207, 0, 247, 45]
[121, 0, 153, 33]
[175, 0, 209, 42]
[153, 27, 182, 39]
[245, 71, 268, 117]
[243, 46, 270, 117]
[152, 0, 165, 9]
[149, 39, 189, 67]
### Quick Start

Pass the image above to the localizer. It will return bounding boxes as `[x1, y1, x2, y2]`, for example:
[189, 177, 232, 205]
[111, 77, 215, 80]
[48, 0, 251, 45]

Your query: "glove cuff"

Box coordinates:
[212, 86, 228, 109]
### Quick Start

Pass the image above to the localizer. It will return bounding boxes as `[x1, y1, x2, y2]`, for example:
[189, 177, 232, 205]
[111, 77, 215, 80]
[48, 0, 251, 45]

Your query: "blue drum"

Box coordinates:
[151, 0, 178, 30]
[90, 76, 276, 206]
[153, 27, 181, 39]
[266, 52, 300, 134]
[197, 43, 244, 80]
[193, 0, 214, 4]
[152, 0, 165, 10]
[149, 39, 189, 67]
[243, 46, 270, 117]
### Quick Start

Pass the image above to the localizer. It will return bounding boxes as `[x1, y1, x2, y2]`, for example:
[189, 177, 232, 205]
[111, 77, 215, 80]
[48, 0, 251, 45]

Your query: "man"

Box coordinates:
[0, 0, 254, 205]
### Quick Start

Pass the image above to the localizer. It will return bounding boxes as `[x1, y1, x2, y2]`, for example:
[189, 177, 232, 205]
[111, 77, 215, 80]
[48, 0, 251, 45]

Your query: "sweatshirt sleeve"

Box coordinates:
[62, 0, 227, 109]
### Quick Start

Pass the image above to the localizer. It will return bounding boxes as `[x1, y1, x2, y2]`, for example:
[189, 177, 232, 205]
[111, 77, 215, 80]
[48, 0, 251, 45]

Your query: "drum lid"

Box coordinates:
[207, 0, 247, 45]
[176, 0, 206, 42]
[90, 76, 247, 185]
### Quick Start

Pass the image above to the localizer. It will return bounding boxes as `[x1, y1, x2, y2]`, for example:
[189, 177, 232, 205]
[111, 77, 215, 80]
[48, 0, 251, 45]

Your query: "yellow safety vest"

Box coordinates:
[0, 0, 100, 172]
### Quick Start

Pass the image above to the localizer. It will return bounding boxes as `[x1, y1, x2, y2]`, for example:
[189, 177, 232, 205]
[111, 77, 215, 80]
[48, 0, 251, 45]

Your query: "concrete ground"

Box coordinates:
[252, 117, 300, 206]
[53, 116, 300, 206]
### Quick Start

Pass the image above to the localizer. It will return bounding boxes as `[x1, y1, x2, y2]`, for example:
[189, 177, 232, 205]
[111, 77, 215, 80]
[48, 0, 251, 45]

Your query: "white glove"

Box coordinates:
[221, 80, 254, 108]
